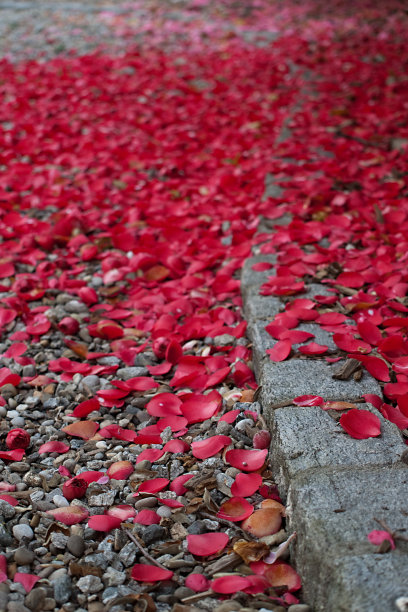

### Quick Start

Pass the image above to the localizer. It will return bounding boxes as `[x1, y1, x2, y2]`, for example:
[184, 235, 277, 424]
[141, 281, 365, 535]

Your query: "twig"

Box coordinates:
[374, 518, 408, 542]
[200, 512, 250, 539]
[124, 528, 175, 571]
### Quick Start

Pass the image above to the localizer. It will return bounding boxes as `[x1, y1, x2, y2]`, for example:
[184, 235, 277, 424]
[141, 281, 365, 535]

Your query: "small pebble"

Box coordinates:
[288, 606, 311, 612]
[25, 587, 46, 612]
[77, 575, 103, 594]
[14, 547, 35, 565]
[13, 524, 34, 541]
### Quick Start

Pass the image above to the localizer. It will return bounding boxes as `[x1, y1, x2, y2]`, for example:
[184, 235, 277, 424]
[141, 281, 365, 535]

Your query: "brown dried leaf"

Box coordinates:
[69, 562, 103, 578]
[233, 539, 270, 564]
[107, 594, 156, 612]
[44, 523, 70, 547]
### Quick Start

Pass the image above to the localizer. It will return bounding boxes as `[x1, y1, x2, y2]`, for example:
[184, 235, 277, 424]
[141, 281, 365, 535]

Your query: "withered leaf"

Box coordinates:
[69, 562, 103, 578]
[233, 539, 270, 564]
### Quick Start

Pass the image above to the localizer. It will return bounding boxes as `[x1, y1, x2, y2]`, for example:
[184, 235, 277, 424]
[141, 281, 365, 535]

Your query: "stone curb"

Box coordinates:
[241, 248, 408, 612]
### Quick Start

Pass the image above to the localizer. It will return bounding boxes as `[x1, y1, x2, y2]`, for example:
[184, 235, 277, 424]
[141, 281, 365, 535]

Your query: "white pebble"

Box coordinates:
[53, 495, 69, 507]
[156, 506, 172, 518]
[13, 524, 34, 541]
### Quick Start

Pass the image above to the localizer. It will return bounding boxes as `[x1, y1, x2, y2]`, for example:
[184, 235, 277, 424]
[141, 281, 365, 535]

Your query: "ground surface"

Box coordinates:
[0, 1, 407, 612]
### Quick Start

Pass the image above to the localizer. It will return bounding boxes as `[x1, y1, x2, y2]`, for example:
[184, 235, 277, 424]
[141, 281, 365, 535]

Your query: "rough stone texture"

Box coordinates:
[259, 359, 381, 412]
[271, 404, 406, 495]
[288, 466, 408, 610]
[323, 554, 408, 612]
[241, 231, 408, 611]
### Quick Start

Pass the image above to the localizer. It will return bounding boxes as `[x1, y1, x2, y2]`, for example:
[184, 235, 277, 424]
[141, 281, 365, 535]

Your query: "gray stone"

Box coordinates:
[116, 367, 148, 379]
[0, 500, 16, 519]
[259, 359, 380, 414]
[102, 567, 126, 587]
[66, 534, 85, 557]
[14, 547, 34, 565]
[288, 466, 408, 610]
[319, 554, 408, 612]
[118, 542, 137, 567]
[271, 404, 406, 495]
[0, 524, 13, 546]
[24, 587, 46, 612]
[77, 575, 103, 594]
[12, 524, 34, 541]
[80, 375, 101, 390]
[64, 300, 87, 313]
[142, 524, 166, 545]
[53, 575, 72, 605]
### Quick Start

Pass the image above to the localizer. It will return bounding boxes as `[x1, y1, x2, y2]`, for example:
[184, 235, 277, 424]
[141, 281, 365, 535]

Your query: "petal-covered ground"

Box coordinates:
[0, 0, 407, 610]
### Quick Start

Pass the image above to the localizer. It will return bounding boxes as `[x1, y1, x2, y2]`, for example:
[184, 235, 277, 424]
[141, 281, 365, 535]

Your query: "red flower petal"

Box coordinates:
[367, 530, 395, 550]
[169, 474, 194, 495]
[339, 409, 381, 439]
[217, 497, 254, 522]
[136, 449, 164, 464]
[293, 395, 323, 406]
[230, 473, 262, 497]
[185, 573, 211, 592]
[0, 494, 18, 506]
[350, 355, 390, 382]
[107, 460, 134, 480]
[225, 448, 268, 472]
[62, 421, 99, 440]
[70, 398, 101, 418]
[264, 561, 301, 592]
[131, 564, 173, 582]
[162, 439, 190, 453]
[0, 449, 25, 462]
[211, 575, 251, 594]
[14, 573, 40, 593]
[46, 505, 89, 525]
[137, 478, 170, 494]
[38, 441, 70, 454]
[88, 515, 122, 531]
[146, 393, 183, 417]
[191, 435, 231, 460]
[187, 532, 229, 556]
[266, 339, 292, 362]
[298, 342, 328, 355]
[134, 509, 160, 525]
[107, 505, 137, 521]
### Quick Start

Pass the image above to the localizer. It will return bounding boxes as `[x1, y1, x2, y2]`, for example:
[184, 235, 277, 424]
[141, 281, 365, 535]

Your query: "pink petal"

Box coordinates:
[225, 448, 268, 472]
[88, 515, 122, 531]
[134, 509, 160, 525]
[0, 494, 18, 506]
[266, 339, 292, 362]
[230, 473, 262, 497]
[146, 393, 183, 417]
[293, 395, 323, 407]
[107, 460, 134, 480]
[191, 435, 232, 460]
[38, 441, 70, 454]
[211, 575, 251, 594]
[217, 497, 254, 522]
[137, 478, 170, 494]
[131, 564, 173, 582]
[70, 398, 101, 418]
[62, 421, 99, 440]
[0, 449, 25, 462]
[187, 532, 229, 556]
[107, 505, 137, 521]
[339, 409, 381, 439]
[46, 505, 89, 525]
[265, 561, 301, 591]
[169, 474, 194, 495]
[367, 530, 395, 549]
[14, 573, 40, 593]
[136, 449, 164, 464]
[185, 573, 211, 592]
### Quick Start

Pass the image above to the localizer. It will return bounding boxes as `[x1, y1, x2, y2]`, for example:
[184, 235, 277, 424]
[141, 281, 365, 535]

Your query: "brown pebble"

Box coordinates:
[288, 606, 311, 612]
[87, 603, 106, 612]
[214, 603, 242, 612]
[25, 587, 46, 612]
[14, 547, 35, 565]
[66, 534, 85, 557]
[174, 586, 195, 600]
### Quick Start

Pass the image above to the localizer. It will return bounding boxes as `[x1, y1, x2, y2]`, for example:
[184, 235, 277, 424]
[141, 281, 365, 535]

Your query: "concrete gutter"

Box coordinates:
[241, 248, 408, 612]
